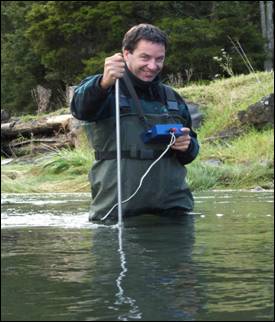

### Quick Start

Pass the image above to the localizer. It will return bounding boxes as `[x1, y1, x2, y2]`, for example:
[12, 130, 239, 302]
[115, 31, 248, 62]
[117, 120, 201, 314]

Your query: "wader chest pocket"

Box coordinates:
[167, 101, 179, 111]
[120, 95, 131, 113]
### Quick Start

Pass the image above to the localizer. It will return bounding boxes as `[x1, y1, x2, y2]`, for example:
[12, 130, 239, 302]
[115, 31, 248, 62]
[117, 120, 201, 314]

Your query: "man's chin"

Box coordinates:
[140, 75, 156, 82]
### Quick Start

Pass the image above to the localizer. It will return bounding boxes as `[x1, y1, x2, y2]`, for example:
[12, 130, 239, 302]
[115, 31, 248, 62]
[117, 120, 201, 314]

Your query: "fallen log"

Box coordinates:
[1, 114, 73, 139]
[1, 114, 77, 157]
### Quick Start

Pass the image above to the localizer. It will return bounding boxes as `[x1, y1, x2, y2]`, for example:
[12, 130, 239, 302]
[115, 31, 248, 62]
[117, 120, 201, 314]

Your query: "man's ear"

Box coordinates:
[123, 49, 130, 62]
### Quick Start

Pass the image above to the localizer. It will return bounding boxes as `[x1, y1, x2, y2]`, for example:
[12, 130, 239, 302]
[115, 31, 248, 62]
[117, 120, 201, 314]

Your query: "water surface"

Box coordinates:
[1, 191, 274, 321]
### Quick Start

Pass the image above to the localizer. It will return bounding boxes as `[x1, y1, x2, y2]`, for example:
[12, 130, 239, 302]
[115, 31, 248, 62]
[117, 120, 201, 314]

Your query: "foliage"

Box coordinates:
[1, 1, 267, 115]
[213, 48, 234, 77]
[42, 147, 93, 176]
[1, 1, 44, 114]
[1, 148, 93, 193]
[187, 161, 274, 191]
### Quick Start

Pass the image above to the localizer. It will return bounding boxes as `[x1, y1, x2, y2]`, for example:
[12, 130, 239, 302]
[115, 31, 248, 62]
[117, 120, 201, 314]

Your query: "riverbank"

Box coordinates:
[1, 71, 274, 193]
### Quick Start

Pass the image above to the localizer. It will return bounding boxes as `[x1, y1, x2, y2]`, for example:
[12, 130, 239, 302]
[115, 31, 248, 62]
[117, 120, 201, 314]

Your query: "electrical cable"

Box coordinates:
[101, 132, 176, 221]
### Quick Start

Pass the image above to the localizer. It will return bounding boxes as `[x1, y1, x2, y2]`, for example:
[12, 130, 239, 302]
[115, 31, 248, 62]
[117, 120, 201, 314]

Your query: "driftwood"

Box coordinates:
[1, 114, 75, 157]
[1, 114, 72, 139]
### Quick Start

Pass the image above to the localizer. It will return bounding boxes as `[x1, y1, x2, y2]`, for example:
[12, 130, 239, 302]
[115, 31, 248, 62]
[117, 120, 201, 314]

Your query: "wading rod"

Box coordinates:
[115, 78, 123, 227]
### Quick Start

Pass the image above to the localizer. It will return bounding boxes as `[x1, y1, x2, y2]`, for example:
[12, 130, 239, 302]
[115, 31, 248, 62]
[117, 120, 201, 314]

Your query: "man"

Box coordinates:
[71, 24, 199, 221]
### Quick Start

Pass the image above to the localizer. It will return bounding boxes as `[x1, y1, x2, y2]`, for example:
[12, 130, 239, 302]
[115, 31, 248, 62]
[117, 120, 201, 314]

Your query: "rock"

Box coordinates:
[203, 126, 244, 142]
[250, 186, 265, 192]
[185, 101, 204, 129]
[237, 93, 274, 129]
[203, 159, 223, 167]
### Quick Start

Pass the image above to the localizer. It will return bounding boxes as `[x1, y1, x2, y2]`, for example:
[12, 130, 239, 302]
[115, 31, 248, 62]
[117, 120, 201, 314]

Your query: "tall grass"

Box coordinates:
[187, 160, 274, 191]
[41, 147, 93, 176]
[2, 148, 93, 193]
[199, 128, 274, 164]
[179, 71, 274, 190]
[187, 128, 274, 191]
[178, 71, 274, 139]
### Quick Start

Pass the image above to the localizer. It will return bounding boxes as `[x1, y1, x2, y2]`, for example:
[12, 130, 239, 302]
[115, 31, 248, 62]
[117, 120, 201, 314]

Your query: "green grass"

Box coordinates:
[177, 71, 274, 190]
[19, 107, 69, 122]
[187, 160, 274, 191]
[1, 148, 93, 193]
[41, 148, 93, 175]
[178, 71, 274, 138]
[199, 128, 274, 164]
[1, 71, 274, 192]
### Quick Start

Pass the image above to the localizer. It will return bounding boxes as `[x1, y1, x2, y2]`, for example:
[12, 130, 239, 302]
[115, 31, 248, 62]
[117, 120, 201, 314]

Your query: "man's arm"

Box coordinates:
[71, 75, 110, 121]
[71, 53, 125, 122]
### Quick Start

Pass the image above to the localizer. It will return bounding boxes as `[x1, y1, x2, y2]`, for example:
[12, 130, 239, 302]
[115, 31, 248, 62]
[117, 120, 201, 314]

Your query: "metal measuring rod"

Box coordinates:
[115, 79, 123, 226]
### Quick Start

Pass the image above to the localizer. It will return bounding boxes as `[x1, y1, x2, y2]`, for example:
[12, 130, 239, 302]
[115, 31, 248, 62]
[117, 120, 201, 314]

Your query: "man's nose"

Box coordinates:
[147, 60, 158, 71]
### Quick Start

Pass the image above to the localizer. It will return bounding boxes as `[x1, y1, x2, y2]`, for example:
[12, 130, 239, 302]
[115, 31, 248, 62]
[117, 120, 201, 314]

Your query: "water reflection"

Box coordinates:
[120, 214, 199, 321]
[83, 213, 199, 321]
[1, 191, 274, 321]
[113, 226, 142, 320]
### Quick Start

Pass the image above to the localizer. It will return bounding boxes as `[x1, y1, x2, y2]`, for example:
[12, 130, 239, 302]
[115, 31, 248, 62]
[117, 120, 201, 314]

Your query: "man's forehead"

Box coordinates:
[135, 39, 166, 54]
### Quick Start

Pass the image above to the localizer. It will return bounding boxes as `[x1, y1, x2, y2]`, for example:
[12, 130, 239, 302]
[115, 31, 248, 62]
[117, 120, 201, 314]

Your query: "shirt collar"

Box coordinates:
[124, 64, 160, 90]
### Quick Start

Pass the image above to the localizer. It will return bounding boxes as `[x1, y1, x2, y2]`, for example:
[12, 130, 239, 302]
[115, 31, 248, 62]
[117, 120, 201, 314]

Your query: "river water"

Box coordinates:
[1, 191, 274, 321]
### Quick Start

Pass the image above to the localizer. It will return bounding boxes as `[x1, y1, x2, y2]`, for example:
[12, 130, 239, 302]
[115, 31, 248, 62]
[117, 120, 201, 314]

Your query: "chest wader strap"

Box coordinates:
[163, 85, 179, 111]
[95, 150, 173, 160]
[122, 73, 152, 131]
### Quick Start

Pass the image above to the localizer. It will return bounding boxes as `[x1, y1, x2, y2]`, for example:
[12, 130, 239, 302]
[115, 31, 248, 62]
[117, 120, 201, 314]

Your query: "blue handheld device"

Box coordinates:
[141, 123, 184, 144]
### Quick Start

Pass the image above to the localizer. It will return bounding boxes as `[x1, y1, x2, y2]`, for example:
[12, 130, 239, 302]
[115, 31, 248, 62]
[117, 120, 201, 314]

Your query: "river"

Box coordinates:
[1, 191, 274, 321]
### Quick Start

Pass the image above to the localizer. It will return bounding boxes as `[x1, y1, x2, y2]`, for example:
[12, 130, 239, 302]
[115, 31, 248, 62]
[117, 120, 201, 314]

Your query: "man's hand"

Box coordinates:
[100, 53, 125, 90]
[171, 128, 191, 152]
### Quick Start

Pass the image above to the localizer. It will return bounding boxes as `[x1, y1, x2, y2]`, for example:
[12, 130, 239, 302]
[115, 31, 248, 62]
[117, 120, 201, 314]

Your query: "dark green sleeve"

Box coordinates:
[70, 75, 112, 122]
[174, 91, 200, 165]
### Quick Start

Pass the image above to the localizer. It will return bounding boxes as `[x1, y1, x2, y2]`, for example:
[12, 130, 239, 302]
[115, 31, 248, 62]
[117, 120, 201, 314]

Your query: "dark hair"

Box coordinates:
[122, 23, 168, 52]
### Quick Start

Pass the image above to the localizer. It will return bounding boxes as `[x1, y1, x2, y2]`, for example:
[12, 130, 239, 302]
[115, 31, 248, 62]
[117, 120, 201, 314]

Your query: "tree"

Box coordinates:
[259, 1, 274, 71]
[1, 1, 268, 115]
[160, 1, 265, 80]
[1, 1, 45, 114]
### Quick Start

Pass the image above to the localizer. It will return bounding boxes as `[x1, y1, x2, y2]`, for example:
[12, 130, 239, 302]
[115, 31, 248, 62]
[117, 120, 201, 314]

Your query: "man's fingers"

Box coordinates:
[171, 132, 191, 152]
[113, 52, 124, 61]
[180, 127, 190, 135]
[101, 53, 126, 88]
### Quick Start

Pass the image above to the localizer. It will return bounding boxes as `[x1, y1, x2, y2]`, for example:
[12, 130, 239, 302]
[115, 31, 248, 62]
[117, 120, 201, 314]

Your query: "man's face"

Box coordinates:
[123, 40, 165, 82]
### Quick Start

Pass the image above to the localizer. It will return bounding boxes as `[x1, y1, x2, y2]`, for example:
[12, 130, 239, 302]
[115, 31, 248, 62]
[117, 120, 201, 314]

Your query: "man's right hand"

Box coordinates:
[100, 53, 125, 90]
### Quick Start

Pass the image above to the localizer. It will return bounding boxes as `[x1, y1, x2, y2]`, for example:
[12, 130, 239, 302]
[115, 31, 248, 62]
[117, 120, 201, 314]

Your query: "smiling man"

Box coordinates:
[71, 24, 199, 221]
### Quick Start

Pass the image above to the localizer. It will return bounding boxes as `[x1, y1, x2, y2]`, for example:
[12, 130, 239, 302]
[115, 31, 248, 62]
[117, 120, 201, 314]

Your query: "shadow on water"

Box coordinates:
[1, 191, 274, 321]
